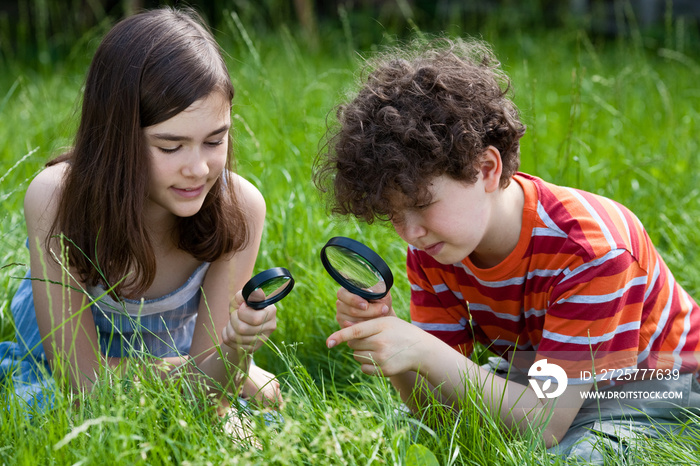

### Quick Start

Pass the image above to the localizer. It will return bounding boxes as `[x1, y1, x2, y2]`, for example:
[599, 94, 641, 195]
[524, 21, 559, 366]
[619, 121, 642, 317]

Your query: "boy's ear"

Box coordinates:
[480, 146, 503, 193]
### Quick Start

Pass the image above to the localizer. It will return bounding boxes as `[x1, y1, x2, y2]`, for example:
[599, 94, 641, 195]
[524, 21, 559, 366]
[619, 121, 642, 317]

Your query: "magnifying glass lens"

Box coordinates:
[320, 237, 393, 301]
[324, 246, 386, 295]
[248, 276, 292, 301]
[243, 268, 295, 310]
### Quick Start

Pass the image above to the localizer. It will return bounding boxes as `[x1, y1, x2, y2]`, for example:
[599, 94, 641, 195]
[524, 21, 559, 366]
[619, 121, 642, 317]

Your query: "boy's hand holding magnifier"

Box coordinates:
[321, 237, 396, 327]
[321, 237, 427, 376]
[321, 237, 452, 377]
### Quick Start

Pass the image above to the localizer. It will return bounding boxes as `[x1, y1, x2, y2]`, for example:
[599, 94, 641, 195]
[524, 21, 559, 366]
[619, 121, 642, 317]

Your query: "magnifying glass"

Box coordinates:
[242, 267, 295, 310]
[320, 236, 393, 300]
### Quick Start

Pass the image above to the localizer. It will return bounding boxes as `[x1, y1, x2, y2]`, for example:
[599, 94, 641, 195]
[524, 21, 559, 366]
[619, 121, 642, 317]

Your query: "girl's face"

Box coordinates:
[143, 92, 230, 224]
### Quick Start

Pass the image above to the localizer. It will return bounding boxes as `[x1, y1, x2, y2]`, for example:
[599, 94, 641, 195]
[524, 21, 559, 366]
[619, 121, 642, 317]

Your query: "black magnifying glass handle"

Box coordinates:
[242, 267, 295, 310]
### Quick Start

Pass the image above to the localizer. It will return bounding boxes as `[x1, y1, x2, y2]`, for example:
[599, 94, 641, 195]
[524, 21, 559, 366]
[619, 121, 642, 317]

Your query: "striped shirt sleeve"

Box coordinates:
[407, 246, 474, 356]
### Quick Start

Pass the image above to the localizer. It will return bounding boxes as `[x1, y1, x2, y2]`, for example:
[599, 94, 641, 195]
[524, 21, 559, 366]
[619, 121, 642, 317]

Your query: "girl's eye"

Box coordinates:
[158, 146, 181, 154]
[205, 140, 223, 147]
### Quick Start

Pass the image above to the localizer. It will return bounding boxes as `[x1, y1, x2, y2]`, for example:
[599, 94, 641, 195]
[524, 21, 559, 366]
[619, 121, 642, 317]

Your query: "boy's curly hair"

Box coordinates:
[313, 37, 526, 223]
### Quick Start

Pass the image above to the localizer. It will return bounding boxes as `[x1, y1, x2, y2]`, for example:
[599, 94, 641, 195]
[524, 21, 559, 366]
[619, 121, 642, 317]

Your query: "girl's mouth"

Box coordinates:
[172, 185, 205, 198]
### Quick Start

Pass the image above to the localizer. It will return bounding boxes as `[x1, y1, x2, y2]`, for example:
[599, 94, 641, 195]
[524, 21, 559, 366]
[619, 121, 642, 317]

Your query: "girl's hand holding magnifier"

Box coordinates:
[222, 267, 294, 355]
[222, 268, 293, 407]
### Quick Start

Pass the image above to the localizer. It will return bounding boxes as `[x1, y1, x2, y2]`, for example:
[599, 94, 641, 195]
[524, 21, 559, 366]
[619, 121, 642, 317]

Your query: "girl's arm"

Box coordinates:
[26, 164, 116, 391]
[182, 174, 279, 402]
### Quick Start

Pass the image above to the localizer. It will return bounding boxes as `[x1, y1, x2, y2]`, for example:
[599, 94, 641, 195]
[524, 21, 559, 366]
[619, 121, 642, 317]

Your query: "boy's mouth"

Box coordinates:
[423, 242, 444, 256]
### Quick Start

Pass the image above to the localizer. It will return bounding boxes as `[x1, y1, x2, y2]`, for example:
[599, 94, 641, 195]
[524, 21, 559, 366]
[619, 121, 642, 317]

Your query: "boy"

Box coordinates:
[314, 38, 700, 462]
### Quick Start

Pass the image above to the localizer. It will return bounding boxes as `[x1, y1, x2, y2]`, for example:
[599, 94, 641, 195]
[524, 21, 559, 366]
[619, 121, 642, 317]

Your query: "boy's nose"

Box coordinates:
[392, 212, 426, 243]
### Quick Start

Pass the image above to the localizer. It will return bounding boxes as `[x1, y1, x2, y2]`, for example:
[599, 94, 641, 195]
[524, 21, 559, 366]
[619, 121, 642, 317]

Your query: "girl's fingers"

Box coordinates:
[233, 290, 245, 307]
[233, 305, 277, 336]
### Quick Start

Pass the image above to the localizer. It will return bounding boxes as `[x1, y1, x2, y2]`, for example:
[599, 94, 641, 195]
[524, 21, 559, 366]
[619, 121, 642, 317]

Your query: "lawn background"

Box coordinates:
[1, 0, 699, 464]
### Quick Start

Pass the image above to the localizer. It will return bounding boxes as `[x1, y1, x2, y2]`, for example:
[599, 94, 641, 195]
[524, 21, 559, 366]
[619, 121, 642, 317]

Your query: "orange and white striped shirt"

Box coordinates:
[408, 173, 700, 382]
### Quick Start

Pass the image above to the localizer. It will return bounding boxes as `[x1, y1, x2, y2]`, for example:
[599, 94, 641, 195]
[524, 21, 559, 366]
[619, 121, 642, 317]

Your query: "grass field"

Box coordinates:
[1, 4, 700, 464]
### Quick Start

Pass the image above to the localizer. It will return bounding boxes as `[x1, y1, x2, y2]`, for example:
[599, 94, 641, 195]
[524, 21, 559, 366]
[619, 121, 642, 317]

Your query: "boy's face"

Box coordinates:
[390, 174, 492, 265]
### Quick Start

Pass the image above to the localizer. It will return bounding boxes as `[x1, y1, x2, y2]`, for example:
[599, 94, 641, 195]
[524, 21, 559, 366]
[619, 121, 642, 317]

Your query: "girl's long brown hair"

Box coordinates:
[48, 7, 248, 297]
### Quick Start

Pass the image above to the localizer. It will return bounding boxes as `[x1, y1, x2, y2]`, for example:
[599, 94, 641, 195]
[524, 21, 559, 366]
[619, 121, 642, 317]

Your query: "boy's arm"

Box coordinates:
[330, 264, 593, 445]
[327, 316, 591, 448]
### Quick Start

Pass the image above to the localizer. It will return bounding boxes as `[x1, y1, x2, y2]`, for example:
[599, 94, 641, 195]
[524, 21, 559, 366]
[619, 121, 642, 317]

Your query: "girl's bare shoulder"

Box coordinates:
[24, 162, 69, 227]
[230, 173, 265, 211]
[231, 173, 265, 203]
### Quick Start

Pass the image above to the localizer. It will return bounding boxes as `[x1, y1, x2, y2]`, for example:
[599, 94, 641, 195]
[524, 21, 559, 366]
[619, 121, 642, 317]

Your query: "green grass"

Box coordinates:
[2, 4, 700, 465]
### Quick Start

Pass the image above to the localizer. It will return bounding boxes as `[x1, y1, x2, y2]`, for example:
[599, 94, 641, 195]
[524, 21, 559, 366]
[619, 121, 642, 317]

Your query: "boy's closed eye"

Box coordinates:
[414, 202, 434, 210]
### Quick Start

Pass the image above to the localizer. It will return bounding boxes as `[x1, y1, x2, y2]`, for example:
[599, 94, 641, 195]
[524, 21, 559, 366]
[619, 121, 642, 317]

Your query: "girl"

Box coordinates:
[0, 7, 281, 413]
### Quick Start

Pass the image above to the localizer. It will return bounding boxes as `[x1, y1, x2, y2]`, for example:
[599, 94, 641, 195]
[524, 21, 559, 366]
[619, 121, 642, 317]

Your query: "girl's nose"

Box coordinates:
[182, 149, 210, 178]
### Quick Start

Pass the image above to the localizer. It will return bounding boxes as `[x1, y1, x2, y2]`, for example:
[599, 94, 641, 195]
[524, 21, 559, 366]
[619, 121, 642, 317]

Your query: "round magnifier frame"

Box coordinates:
[320, 236, 393, 300]
[242, 267, 295, 310]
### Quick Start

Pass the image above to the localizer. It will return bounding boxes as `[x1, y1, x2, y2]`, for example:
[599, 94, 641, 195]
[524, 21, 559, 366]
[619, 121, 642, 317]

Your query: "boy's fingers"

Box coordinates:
[337, 287, 368, 310]
[326, 320, 379, 348]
